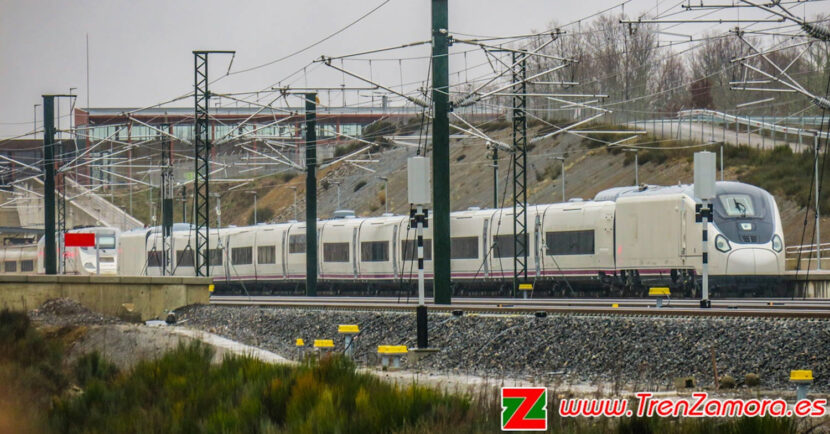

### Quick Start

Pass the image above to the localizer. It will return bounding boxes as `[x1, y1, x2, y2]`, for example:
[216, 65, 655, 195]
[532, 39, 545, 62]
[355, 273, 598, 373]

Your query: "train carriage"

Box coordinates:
[284, 222, 309, 282]
[536, 201, 616, 293]
[0, 243, 37, 274]
[355, 215, 403, 282]
[105, 180, 786, 297]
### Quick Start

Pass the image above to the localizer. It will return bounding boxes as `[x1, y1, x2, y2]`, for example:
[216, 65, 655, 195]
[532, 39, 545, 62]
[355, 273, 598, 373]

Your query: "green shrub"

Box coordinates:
[719, 374, 736, 389]
[50, 346, 477, 433]
[279, 172, 296, 183]
[335, 141, 364, 157]
[74, 352, 119, 386]
[745, 373, 761, 387]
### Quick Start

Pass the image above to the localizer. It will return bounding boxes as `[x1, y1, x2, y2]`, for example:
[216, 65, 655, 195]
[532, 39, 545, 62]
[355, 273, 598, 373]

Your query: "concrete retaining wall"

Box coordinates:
[0, 275, 211, 320]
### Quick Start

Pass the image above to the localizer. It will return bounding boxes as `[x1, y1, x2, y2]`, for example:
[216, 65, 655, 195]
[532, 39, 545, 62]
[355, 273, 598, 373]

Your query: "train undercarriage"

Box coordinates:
[213, 270, 789, 298]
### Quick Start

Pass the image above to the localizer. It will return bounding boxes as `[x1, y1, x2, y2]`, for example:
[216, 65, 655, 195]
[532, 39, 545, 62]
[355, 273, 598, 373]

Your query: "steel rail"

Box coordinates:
[209, 296, 830, 318]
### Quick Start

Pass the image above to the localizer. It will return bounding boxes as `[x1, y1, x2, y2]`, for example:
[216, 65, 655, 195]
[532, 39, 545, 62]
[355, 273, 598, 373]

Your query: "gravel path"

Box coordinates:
[176, 305, 830, 391]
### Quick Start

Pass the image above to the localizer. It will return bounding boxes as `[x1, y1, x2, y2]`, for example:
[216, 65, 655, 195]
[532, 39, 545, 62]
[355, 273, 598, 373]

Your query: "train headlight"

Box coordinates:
[715, 235, 731, 253]
[84, 262, 95, 269]
[772, 234, 783, 253]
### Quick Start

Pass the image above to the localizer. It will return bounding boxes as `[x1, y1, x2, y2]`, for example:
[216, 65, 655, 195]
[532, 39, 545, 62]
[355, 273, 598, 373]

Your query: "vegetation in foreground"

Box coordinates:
[0, 309, 824, 433]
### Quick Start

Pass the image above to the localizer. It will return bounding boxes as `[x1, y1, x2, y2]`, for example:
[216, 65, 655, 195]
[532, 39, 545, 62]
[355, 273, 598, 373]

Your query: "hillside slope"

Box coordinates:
[222, 123, 824, 248]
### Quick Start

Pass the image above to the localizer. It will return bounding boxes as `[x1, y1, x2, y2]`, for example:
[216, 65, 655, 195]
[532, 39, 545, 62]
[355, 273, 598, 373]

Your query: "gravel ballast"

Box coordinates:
[176, 305, 830, 391]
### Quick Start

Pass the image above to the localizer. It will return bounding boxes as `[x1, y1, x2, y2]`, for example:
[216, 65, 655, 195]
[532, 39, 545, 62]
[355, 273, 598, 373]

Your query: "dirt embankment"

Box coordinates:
[29, 298, 288, 372]
[221, 124, 822, 245]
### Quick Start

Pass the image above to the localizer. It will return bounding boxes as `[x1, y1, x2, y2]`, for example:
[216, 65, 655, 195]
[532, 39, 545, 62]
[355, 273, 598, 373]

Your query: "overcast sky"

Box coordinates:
[1, 0, 824, 138]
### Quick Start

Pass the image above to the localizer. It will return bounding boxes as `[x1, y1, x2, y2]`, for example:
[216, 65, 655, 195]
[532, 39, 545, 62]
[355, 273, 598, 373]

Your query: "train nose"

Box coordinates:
[725, 248, 780, 274]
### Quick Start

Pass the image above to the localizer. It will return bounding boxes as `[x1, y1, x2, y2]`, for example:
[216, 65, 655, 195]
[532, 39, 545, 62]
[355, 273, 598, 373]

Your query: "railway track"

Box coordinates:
[210, 296, 830, 318]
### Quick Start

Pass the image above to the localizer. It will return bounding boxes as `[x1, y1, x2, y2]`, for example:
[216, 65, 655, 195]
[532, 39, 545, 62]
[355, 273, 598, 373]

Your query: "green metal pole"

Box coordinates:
[161, 124, 173, 276]
[42, 96, 57, 275]
[305, 93, 318, 296]
[431, 0, 451, 304]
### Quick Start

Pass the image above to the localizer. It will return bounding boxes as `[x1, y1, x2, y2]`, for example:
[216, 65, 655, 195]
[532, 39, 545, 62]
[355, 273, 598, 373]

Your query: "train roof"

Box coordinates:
[593, 181, 771, 202]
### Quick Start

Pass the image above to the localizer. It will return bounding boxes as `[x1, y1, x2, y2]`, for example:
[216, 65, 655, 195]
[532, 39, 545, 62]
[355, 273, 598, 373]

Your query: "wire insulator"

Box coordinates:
[813, 96, 830, 111]
[802, 22, 830, 41]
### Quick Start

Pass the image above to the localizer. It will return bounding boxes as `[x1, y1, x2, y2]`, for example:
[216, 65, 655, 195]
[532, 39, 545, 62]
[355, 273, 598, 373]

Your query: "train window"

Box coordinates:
[21, 260, 34, 272]
[718, 194, 756, 217]
[147, 251, 162, 267]
[402, 239, 432, 261]
[97, 234, 116, 249]
[323, 242, 350, 262]
[258, 246, 276, 264]
[232, 247, 253, 265]
[546, 230, 594, 255]
[451, 237, 478, 259]
[361, 241, 389, 262]
[176, 249, 194, 267]
[493, 234, 528, 258]
[289, 234, 306, 254]
[4, 261, 16, 272]
[209, 249, 223, 266]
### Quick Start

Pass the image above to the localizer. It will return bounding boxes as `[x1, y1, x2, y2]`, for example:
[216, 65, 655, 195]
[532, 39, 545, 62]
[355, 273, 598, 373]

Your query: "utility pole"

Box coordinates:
[247, 190, 258, 224]
[57, 133, 66, 274]
[816, 134, 821, 270]
[161, 123, 174, 276]
[694, 151, 716, 308]
[512, 51, 528, 298]
[491, 143, 499, 208]
[305, 93, 318, 296]
[181, 187, 187, 224]
[33, 104, 40, 139]
[42, 97, 56, 275]
[289, 186, 298, 220]
[379, 176, 389, 214]
[192, 50, 234, 277]
[554, 156, 565, 201]
[624, 149, 639, 186]
[332, 181, 342, 210]
[431, 0, 451, 305]
[408, 156, 431, 348]
[41, 94, 75, 275]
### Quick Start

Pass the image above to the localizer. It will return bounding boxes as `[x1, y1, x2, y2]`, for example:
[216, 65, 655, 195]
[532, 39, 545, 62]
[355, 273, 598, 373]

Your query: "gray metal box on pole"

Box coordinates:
[694, 151, 716, 308]
[408, 156, 431, 349]
[408, 156, 431, 205]
[694, 152, 716, 200]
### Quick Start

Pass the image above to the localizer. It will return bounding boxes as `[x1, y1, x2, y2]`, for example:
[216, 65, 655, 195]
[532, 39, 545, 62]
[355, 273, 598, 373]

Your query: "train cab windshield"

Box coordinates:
[712, 184, 774, 244]
[97, 235, 116, 249]
[718, 194, 757, 218]
[80, 233, 117, 252]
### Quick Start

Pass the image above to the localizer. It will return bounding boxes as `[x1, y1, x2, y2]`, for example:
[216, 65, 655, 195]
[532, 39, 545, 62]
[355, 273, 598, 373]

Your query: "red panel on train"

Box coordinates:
[64, 233, 96, 247]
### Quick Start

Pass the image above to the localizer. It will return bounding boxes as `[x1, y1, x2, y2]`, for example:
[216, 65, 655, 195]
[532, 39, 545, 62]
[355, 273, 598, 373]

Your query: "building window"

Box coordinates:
[493, 234, 528, 258]
[402, 239, 432, 261]
[546, 230, 595, 255]
[4, 261, 16, 272]
[361, 241, 389, 262]
[231, 247, 253, 265]
[258, 246, 276, 264]
[20, 260, 34, 272]
[209, 249, 223, 266]
[451, 237, 479, 259]
[289, 234, 306, 254]
[323, 242, 350, 262]
[177, 249, 194, 267]
[147, 251, 162, 267]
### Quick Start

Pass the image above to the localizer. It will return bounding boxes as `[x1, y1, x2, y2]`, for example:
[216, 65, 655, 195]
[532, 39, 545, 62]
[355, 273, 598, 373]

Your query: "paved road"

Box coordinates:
[629, 120, 811, 151]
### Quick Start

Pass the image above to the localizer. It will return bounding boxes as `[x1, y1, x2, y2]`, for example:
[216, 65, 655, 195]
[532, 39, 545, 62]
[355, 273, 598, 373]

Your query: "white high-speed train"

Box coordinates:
[0, 227, 119, 275]
[117, 181, 785, 296]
